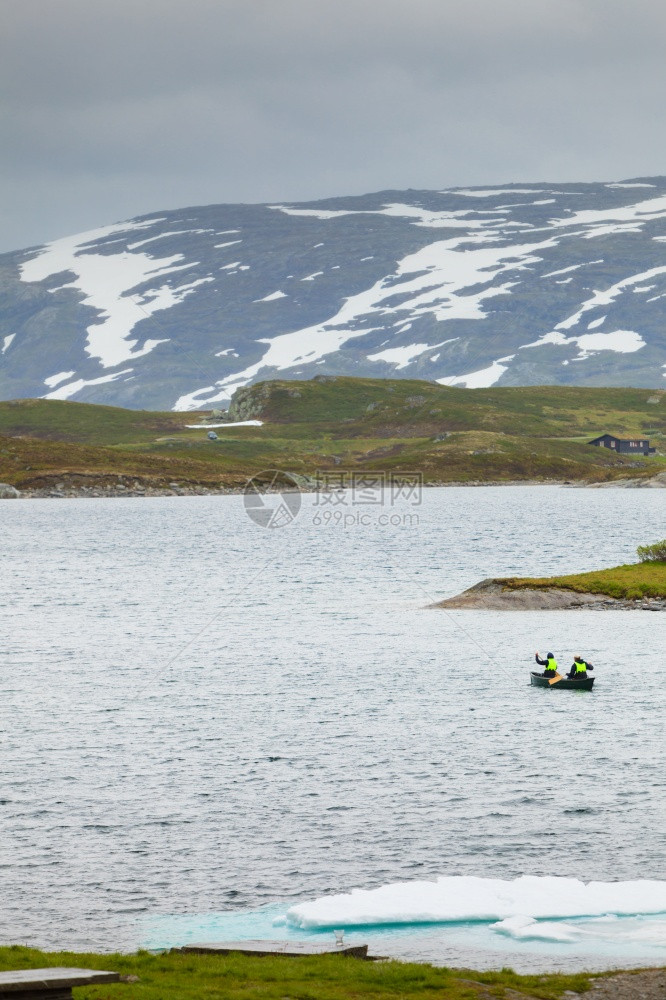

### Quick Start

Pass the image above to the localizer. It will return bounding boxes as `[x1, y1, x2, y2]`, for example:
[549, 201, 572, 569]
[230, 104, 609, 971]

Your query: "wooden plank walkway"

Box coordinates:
[178, 940, 369, 959]
[0, 968, 119, 1000]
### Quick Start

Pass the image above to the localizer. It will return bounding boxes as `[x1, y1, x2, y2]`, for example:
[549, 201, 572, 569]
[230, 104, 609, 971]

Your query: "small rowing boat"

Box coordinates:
[530, 671, 595, 691]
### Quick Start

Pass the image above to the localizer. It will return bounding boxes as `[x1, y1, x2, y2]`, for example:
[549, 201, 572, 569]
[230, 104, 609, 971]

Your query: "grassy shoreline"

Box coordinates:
[0, 944, 598, 1000]
[501, 562, 666, 601]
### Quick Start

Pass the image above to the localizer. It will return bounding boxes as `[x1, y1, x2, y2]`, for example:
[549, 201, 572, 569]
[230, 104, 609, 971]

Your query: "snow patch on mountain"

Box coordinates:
[44, 368, 134, 400]
[607, 182, 656, 189]
[270, 206, 355, 220]
[450, 188, 548, 198]
[548, 195, 666, 234]
[44, 370, 76, 388]
[5, 178, 666, 410]
[377, 203, 497, 230]
[174, 233, 562, 408]
[274, 201, 501, 231]
[441, 355, 515, 388]
[368, 339, 457, 370]
[555, 265, 666, 331]
[522, 329, 646, 359]
[20, 221, 214, 368]
[542, 260, 604, 278]
[127, 229, 208, 249]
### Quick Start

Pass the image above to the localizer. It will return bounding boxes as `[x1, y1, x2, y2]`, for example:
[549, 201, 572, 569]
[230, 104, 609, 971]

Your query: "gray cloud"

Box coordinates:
[2, 0, 666, 251]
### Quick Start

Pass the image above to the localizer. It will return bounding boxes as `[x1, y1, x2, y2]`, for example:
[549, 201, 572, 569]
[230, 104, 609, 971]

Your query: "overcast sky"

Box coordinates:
[2, 0, 666, 252]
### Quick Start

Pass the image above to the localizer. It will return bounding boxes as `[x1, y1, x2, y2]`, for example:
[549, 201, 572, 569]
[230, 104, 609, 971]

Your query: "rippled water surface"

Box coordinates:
[1, 488, 665, 967]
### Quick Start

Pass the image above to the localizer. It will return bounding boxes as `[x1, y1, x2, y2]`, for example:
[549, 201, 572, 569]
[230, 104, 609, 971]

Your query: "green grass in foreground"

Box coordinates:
[0, 945, 593, 1000]
[502, 561, 666, 600]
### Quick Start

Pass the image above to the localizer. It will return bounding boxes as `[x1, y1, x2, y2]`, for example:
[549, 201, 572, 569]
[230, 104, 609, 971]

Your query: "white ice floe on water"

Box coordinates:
[254, 290, 287, 302]
[20, 219, 211, 368]
[284, 876, 666, 930]
[2, 334, 15, 354]
[491, 915, 580, 943]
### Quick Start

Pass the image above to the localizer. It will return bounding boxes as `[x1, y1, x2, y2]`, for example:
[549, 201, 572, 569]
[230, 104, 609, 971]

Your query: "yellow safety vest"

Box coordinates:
[547, 657, 558, 672]
[575, 660, 587, 673]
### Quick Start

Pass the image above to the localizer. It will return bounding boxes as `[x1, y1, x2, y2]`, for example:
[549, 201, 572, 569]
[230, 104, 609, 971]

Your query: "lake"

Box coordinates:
[1, 486, 665, 970]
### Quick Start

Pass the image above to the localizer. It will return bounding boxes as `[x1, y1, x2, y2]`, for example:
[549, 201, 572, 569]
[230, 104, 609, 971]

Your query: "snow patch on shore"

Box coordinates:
[184, 420, 263, 429]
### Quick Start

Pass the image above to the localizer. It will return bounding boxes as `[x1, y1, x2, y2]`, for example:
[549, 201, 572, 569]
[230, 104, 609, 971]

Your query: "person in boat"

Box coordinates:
[535, 651, 558, 676]
[567, 655, 594, 680]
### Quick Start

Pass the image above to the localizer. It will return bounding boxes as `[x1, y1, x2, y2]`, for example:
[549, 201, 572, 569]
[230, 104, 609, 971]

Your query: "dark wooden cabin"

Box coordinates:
[588, 434, 655, 456]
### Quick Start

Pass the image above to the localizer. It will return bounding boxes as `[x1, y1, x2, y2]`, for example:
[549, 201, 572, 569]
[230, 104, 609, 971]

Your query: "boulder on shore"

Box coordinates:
[0, 483, 20, 499]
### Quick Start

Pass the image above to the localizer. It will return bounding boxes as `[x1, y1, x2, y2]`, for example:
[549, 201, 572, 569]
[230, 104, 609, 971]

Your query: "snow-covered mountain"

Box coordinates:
[2, 178, 666, 410]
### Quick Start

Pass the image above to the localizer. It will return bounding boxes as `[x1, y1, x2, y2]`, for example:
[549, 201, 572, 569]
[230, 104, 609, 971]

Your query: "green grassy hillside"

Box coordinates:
[0, 398, 198, 444]
[229, 377, 666, 438]
[0, 379, 665, 491]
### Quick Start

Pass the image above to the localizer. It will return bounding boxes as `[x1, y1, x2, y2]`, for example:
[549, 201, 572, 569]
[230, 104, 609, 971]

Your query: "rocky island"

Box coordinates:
[433, 543, 666, 611]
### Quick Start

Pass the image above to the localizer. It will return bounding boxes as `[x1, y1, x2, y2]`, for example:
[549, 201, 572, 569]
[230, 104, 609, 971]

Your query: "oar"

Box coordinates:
[548, 673, 563, 685]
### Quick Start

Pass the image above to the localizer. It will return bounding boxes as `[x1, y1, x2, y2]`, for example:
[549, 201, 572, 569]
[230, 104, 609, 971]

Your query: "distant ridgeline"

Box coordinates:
[2, 177, 666, 410]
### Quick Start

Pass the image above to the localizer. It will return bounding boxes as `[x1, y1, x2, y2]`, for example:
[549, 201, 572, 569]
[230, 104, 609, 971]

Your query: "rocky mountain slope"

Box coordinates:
[2, 178, 666, 410]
